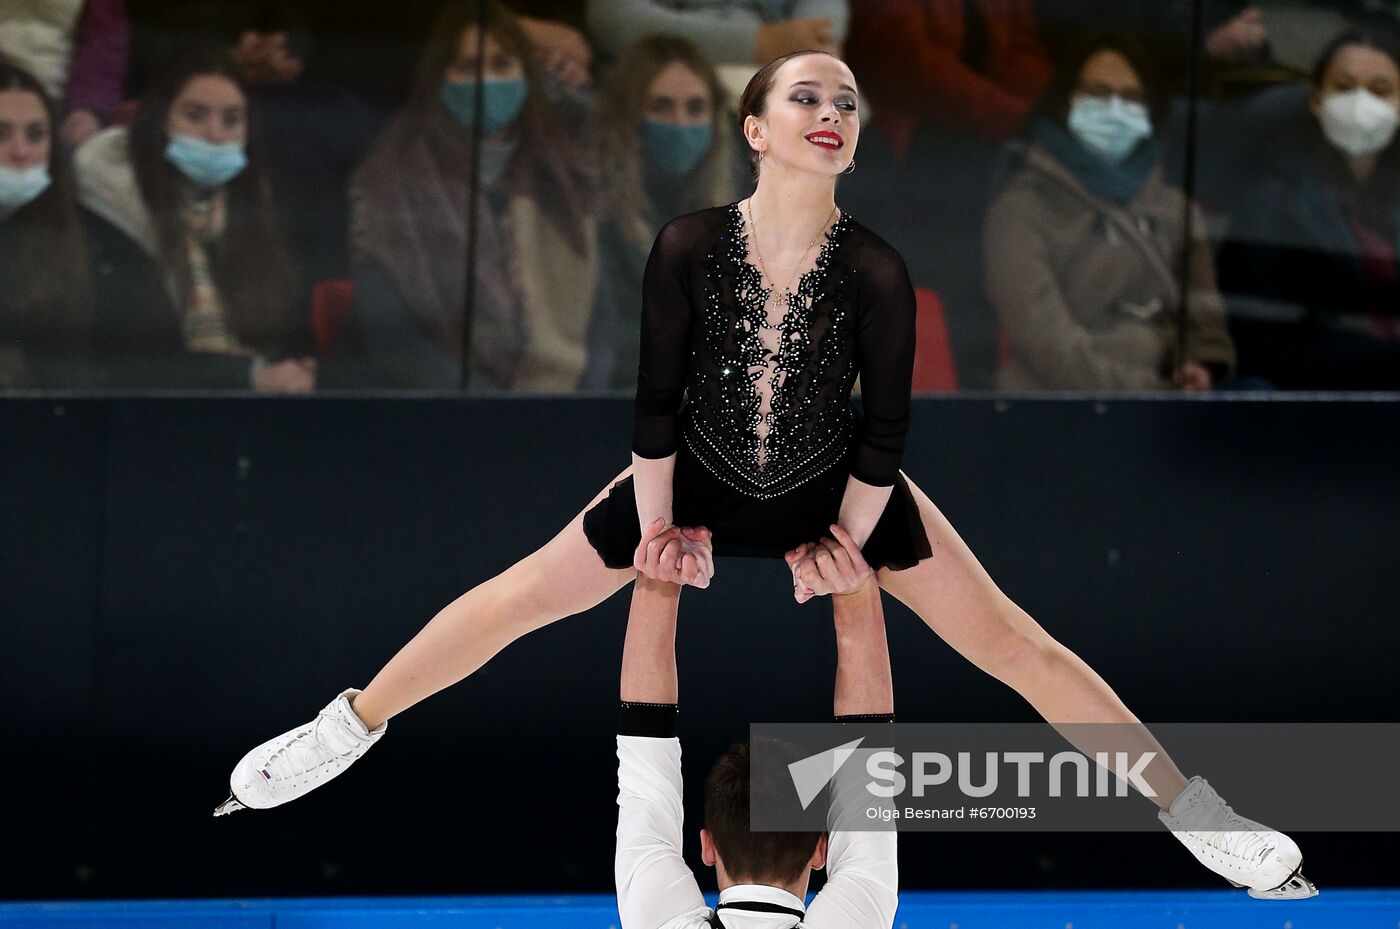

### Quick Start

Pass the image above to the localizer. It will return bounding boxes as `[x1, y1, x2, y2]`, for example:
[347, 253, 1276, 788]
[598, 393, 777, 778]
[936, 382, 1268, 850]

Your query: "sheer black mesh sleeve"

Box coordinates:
[851, 243, 917, 487]
[631, 218, 696, 459]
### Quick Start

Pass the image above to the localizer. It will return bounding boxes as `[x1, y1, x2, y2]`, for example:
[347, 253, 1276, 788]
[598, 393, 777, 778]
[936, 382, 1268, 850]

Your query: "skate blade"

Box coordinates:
[213, 794, 247, 817]
[1247, 871, 1318, 900]
[1230, 863, 1319, 900]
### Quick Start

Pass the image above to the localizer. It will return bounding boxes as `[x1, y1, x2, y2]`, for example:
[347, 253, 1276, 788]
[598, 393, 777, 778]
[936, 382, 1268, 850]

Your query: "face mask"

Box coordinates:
[0, 164, 51, 213]
[1320, 88, 1400, 157]
[1067, 95, 1153, 165]
[440, 78, 528, 136]
[164, 134, 248, 188]
[639, 120, 713, 178]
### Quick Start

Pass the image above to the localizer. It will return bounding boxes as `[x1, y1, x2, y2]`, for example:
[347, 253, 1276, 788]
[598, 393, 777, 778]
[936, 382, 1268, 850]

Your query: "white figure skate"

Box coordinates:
[1159, 776, 1318, 899]
[213, 689, 385, 816]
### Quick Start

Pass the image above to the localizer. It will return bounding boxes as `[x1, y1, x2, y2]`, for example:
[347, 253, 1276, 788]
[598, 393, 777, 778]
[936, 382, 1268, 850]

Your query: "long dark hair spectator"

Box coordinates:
[1031, 32, 1167, 132]
[410, 0, 592, 255]
[598, 36, 737, 252]
[127, 48, 297, 352]
[0, 58, 90, 340]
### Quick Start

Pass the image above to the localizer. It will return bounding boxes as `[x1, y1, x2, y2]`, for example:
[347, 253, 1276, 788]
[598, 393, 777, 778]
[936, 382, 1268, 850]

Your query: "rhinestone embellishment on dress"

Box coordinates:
[681, 203, 859, 499]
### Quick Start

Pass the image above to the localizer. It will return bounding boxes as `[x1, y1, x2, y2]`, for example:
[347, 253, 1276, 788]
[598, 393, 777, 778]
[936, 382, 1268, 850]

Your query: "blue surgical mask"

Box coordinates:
[164, 134, 248, 188]
[639, 120, 713, 178]
[440, 78, 528, 136]
[0, 164, 51, 213]
[1067, 95, 1153, 165]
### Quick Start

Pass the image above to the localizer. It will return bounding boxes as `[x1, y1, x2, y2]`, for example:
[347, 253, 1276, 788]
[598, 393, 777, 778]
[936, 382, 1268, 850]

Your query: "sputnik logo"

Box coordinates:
[788, 738, 865, 810]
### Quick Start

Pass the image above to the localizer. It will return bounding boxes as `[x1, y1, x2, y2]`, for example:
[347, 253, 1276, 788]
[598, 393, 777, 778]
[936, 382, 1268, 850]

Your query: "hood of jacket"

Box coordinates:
[74, 125, 160, 257]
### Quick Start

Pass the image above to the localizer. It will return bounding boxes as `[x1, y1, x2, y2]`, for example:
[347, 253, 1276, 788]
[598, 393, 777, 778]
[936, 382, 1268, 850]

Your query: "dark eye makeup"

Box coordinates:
[791, 93, 857, 111]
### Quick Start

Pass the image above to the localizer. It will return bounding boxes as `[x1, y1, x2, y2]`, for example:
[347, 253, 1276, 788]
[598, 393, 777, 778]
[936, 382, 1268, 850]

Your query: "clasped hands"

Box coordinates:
[633, 518, 873, 603]
[633, 518, 716, 588]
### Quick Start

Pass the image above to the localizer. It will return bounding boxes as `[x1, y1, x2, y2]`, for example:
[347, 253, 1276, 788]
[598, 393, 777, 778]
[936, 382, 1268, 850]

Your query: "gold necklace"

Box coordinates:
[745, 200, 838, 311]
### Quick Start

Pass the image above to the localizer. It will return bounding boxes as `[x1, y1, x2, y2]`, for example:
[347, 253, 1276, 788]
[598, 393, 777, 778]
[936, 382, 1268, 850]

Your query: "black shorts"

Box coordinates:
[583, 438, 932, 571]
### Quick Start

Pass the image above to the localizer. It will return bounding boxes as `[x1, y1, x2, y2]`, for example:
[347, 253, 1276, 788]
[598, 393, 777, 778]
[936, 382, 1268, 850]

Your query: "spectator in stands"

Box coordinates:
[0, 0, 129, 148]
[222, 6, 378, 287]
[74, 49, 315, 391]
[586, 0, 847, 66]
[1216, 27, 1400, 390]
[583, 36, 741, 390]
[1040, 2, 1271, 97]
[983, 34, 1235, 390]
[843, 0, 1051, 388]
[343, 0, 598, 392]
[511, 2, 594, 90]
[127, 2, 594, 115]
[0, 59, 93, 387]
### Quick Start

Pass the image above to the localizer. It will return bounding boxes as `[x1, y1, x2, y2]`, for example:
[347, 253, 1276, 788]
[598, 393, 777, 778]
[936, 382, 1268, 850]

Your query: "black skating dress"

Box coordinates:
[583, 202, 932, 571]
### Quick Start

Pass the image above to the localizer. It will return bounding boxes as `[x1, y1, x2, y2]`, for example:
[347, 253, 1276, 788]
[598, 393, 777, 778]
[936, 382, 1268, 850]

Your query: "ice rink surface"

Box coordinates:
[1, 890, 1396, 928]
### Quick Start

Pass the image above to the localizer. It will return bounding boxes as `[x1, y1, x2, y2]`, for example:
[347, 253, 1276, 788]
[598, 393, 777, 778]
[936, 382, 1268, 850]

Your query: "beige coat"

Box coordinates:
[984, 143, 1235, 390]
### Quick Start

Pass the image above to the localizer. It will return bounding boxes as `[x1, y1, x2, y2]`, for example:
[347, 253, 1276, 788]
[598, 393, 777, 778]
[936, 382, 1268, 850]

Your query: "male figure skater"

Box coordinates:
[615, 528, 898, 928]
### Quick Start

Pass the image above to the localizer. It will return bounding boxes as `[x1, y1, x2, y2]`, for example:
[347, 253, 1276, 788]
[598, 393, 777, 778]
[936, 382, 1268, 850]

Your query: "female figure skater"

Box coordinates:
[217, 46, 1314, 900]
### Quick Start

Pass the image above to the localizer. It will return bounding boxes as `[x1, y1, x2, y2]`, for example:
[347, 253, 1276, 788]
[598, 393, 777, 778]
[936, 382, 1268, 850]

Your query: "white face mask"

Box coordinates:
[1067, 94, 1153, 164]
[0, 164, 51, 213]
[1319, 88, 1400, 157]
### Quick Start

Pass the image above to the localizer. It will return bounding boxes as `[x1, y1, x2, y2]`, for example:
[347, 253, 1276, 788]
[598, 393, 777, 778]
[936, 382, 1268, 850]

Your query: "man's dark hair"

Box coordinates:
[704, 740, 823, 885]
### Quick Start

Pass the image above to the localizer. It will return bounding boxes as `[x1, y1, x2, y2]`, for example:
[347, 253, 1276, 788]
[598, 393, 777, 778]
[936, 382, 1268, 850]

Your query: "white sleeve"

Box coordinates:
[616, 735, 711, 929]
[804, 758, 899, 929]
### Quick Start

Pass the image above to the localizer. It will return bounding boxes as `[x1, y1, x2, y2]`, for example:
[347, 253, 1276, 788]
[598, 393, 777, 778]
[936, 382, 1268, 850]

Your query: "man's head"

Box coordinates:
[700, 740, 827, 892]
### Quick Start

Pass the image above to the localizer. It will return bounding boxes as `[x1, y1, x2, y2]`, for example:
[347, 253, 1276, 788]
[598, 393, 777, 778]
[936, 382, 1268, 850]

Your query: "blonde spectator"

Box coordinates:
[584, 36, 741, 389]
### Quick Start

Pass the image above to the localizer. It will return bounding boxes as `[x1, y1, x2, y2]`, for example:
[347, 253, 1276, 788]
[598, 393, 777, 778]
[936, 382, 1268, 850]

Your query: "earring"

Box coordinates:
[843, 158, 856, 175]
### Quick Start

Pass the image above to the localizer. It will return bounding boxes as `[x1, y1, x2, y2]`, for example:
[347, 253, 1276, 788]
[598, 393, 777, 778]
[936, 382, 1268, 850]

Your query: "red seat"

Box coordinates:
[912, 287, 958, 392]
[311, 279, 354, 357]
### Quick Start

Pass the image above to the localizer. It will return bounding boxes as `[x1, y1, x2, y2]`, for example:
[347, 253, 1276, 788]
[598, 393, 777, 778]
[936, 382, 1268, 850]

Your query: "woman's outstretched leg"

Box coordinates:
[353, 469, 639, 728]
[217, 467, 638, 814]
[876, 472, 1187, 805]
[878, 472, 1315, 898]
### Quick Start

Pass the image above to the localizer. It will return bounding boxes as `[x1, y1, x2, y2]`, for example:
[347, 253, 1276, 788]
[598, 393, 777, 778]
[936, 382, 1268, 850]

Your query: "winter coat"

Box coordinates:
[985, 142, 1235, 390]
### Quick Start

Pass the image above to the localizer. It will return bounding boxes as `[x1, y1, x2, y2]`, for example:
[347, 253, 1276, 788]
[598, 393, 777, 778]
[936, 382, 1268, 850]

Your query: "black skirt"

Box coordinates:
[583, 435, 932, 572]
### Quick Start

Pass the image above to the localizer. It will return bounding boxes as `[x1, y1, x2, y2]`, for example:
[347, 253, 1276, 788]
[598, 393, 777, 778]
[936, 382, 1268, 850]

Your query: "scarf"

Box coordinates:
[350, 107, 529, 387]
[350, 105, 598, 390]
[1031, 117, 1160, 205]
[177, 189, 256, 357]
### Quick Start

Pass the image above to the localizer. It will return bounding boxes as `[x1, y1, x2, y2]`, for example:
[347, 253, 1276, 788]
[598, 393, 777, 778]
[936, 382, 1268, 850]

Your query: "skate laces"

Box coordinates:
[1196, 796, 1274, 864]
[262, 709, 363, 782]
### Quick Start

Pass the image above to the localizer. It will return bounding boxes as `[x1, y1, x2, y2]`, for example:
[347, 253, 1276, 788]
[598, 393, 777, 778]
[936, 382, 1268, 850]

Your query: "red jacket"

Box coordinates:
[846, 0, 1051, 152]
